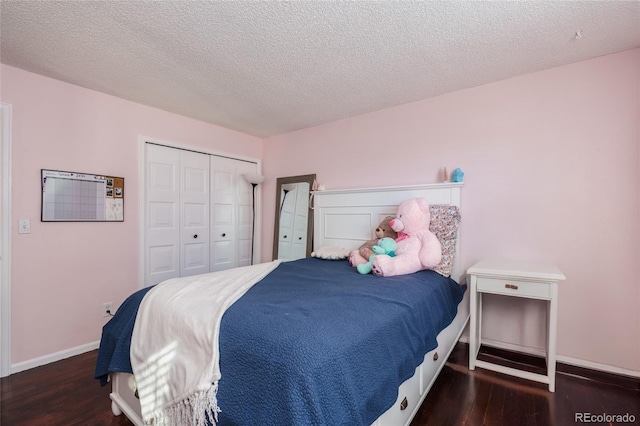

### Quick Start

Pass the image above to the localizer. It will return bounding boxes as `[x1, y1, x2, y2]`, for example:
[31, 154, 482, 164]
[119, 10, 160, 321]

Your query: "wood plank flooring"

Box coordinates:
[412, 344, 639, 425]
[1, 342, 638, 426]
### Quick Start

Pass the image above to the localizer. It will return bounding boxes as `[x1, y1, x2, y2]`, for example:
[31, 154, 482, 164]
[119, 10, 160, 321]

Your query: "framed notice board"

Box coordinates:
[41, 169, 124, 222]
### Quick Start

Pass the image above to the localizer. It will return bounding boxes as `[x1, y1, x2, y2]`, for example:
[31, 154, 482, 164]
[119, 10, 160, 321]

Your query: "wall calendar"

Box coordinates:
[41, 169, 124, 222]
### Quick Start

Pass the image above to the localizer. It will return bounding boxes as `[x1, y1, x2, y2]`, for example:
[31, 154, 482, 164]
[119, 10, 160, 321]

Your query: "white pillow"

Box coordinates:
[311, 246, 350, 260]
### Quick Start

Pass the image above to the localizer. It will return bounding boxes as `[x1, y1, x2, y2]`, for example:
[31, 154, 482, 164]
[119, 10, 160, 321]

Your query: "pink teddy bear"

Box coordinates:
[372, 198, 442, 277]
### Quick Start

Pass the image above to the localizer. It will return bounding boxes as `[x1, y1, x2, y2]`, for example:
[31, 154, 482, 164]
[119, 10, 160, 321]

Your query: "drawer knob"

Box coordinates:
[400, 397, 408, 411]
[505, 283, 519, 290]
[433, 352, 439, 361]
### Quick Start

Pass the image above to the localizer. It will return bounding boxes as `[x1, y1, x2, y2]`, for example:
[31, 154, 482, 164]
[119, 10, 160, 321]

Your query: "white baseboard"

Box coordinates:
[458, 336, 640, 379]
[11, 340, 100, 374]
[555, 354, 640, 380]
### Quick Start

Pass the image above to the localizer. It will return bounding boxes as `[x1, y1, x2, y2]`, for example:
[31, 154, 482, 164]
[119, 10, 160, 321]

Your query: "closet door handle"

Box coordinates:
[193, 234, 198, 239]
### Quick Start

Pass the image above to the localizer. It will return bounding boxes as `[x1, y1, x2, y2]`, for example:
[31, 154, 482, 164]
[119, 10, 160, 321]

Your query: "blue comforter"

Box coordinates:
[95, 257, 466, 426]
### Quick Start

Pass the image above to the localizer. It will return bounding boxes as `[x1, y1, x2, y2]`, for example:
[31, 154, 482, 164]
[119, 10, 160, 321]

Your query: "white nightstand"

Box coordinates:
[467, 259, 566, 392]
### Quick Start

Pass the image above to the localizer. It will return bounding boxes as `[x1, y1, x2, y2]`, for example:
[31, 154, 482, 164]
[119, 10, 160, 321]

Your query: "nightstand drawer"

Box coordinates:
[476, 277, 551, 299]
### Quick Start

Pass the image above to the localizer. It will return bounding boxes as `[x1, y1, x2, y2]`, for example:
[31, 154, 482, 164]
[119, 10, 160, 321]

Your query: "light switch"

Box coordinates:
[18, 219, 30, 234]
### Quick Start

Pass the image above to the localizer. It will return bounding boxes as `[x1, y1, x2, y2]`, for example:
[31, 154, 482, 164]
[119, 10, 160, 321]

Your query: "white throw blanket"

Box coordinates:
[130, 260, 281, 425]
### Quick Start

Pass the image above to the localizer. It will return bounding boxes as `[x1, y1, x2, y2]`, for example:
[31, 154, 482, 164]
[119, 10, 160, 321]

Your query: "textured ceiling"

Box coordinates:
[1, 1, 639, 138]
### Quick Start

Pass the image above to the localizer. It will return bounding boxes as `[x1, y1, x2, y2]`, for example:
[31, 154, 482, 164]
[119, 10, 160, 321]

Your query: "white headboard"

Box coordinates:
[312, 183, 463, 281]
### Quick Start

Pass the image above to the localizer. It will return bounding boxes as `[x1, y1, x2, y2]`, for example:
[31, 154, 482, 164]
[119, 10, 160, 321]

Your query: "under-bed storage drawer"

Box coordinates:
[374, 365, 421, 426]
[420, 346, 444, 395]
[476, 277, 551, 300]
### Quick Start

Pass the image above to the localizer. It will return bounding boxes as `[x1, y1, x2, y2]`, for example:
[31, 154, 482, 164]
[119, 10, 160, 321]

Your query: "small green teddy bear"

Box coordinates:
[357, 237, 397, 275]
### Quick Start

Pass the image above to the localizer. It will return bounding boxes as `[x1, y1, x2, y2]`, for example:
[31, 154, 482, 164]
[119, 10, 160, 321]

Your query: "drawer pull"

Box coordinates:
[433, 352, 439, 361]
[400, 397, 408, 410]
[505, 283, 519, 290]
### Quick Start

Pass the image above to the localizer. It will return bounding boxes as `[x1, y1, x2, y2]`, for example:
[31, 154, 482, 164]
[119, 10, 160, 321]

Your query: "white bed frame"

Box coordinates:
[108, 182, 468, 426]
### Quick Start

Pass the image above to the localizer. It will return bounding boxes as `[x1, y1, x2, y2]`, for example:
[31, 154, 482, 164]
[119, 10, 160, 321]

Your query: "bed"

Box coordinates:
[95, 182, 468, 426]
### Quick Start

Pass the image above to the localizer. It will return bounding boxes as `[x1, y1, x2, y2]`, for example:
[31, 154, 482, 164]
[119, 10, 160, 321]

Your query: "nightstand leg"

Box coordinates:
[548, 283, 558, 392]
[469, 275, 478, 370]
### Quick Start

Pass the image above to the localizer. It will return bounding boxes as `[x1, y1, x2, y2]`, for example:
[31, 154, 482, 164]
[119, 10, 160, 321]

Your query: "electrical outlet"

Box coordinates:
[102, 302, 113, 317]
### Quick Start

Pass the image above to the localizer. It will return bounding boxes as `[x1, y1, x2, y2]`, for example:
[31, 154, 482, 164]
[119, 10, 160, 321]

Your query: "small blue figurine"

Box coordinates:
[452, 168, 464, 182]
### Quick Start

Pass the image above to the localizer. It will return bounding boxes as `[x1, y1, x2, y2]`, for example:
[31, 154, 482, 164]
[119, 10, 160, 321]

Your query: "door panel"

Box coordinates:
[148, 245, 177, 275]
[210, 157, 236, 271]
[180, 150, 209, 277]
[146, 144, 180, 285]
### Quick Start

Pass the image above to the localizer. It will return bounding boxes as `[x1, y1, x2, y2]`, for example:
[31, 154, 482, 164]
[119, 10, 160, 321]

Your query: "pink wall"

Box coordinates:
[0, 65, 263, 364]
[2, 48, 638, 373]
[263, 49, 640, 372]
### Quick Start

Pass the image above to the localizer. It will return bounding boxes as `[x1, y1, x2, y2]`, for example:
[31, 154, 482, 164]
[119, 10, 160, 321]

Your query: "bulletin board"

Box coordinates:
[41, 169, 124, 222]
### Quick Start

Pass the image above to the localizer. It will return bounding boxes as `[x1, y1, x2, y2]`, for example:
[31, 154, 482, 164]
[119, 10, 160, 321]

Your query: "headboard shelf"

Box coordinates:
[313, 182, 462, 208]
[313, 182, 463, 195]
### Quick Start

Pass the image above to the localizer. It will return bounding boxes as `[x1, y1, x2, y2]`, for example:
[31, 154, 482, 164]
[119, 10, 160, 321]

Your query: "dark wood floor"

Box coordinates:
[1, 342, 638, 426]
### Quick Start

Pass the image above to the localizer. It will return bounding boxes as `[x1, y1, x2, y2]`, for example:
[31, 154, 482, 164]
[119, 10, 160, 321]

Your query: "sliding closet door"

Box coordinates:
[210, 156, 236, 271]
[209, 156, 256, 271]
[146, 142, 259, 283]
[179, 150, 210, 277]
[146, 144, 211, 285]
[145, 144, 180, 285]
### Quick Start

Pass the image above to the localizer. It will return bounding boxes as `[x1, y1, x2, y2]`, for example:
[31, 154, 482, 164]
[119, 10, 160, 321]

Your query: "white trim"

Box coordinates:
[138, 135, 263, 288]
[138, 138, 146, 289]
[11, 340, 100, 374]
[141, 135, 260, 165]
[461, 336, 640, 380]
[0, 103, 12, 378]
[556, 354, 640, 380]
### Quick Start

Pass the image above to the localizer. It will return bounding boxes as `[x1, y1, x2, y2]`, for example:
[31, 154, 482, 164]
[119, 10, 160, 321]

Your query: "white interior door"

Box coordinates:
[179, 150, 210, 277]
[0, 105, 4, 376]
[145, 144, 180, 285]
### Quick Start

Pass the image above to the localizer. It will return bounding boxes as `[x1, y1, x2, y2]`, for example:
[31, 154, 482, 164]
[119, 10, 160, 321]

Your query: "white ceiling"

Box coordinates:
[1, 1, 639, 138]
